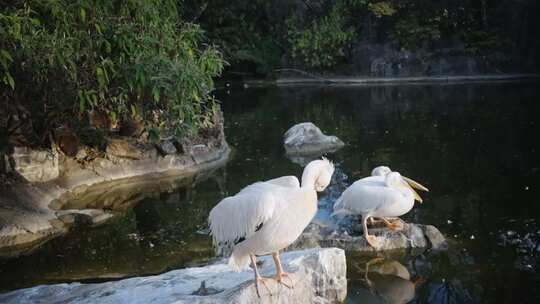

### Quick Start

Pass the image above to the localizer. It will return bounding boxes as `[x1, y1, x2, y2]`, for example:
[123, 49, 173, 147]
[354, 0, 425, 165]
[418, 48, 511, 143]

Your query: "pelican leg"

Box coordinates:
[367, 217, 386, 227]
[250, 254, 272, 297]
[362, 215, 379, 248]
[363, 257, 384, 292]
[272, 251, 294, 289]
[381, 217, 404, 231]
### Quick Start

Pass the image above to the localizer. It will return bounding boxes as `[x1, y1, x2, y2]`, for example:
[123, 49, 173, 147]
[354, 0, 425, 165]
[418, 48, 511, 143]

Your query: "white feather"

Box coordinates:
[333, 169, 416, 219]
[209, 183, 276, 247]
[265, 175, 300, 188]
[208, 158, 334, 270]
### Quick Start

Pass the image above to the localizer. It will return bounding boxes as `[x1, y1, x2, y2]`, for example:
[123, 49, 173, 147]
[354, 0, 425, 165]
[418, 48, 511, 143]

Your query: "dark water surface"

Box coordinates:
[1, 82, 540, 303]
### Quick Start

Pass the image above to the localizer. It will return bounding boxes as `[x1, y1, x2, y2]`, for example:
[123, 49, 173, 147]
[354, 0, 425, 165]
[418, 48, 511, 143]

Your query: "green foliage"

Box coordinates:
[1, 0, 536, 122]
[1, 0, 224, 139]
[287, 7, 354, 69]
[391, 15, 442, 50]
[386, 0, 511, 52]
[184, 0, 288, 75]
[462, 30, 507, 55]
[180, 0, 537, 73]
[368, 1, 397, 18]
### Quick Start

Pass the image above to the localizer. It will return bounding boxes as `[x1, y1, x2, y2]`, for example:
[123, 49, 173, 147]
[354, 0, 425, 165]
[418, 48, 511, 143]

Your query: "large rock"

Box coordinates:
[11, 146, 59, 182]
[283, 122, 344, 156]
[0, 248, 347, 304]
[290, 222, 447, 252]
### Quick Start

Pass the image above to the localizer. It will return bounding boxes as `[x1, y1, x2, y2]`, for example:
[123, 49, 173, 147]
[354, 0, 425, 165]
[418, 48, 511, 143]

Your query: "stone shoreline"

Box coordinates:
[0, 116, 231, 257]
[235, 73, 540, 87]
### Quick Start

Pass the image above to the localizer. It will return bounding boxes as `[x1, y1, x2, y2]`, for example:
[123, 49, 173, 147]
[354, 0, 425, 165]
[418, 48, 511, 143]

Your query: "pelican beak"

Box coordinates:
[401, 179, 423, 203]
[402, 176, 429, 192]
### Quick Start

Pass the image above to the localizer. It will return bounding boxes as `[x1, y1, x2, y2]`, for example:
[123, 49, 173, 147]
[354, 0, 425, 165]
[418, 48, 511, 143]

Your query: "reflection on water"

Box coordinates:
[355, 257, 417, 304]
[50, 168, 226, 211]
[1, 82, 540, 303]
[348, 253, 476, 304]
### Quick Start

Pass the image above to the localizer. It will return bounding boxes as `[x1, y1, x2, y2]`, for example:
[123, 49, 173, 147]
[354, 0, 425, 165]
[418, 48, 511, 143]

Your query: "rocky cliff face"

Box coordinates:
[0, 248, 348, 304]
[351, 42, 486, 77]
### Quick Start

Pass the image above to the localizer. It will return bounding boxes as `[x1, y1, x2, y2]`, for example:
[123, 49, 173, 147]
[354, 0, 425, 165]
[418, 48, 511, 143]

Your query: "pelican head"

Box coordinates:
[386, 172, 425, 203]
[373, 166, 429, 198]
[302, 157, 335, 192]
[385, 172, 405, 187]
[371, 166, 391, 176]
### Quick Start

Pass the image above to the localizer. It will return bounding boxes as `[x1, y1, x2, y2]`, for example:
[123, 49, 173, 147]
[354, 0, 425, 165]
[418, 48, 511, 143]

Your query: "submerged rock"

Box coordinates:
[283, 122, 344, 156]
[0, 248, 347, 304]
[290, 221, 448, 252]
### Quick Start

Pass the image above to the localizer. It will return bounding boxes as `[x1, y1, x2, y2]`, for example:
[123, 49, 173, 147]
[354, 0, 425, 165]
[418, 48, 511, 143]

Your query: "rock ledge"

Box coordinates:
[0, 113, 230, 257]
[290, 222, 447, 252]
[0, 248, 347, 304]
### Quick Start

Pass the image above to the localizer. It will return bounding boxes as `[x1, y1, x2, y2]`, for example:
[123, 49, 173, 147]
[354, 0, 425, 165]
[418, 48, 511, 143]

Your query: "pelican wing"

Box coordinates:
[333, 177, 397, 215]
[333, 176, 383, 212]
[265, 175, 300, 188]
[209, 182, 281, 247]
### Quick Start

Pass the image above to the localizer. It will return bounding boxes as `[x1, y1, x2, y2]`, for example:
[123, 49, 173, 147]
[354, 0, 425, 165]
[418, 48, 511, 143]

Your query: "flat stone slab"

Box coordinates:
[290, 222, 448, 252]
[0, 248, 347, 304]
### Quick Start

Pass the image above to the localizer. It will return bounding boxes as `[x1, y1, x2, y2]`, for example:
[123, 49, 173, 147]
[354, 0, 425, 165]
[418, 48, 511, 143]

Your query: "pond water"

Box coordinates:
[1, 81, 540, 303]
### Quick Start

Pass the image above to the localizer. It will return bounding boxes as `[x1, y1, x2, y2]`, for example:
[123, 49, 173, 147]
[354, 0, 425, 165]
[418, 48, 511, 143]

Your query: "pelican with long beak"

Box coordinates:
[332, 166, 429, 248]
[209, 158, 335, 296]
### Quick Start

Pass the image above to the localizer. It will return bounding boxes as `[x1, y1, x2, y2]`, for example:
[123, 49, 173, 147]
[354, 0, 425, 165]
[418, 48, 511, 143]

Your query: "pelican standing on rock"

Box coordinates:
[332, 166, 429, 248]
[209, 158, 335, 296]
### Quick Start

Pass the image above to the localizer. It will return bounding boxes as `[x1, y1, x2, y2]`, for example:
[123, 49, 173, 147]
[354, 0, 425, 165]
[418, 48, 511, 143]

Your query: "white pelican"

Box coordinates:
[332, 166, 429, 248]
[209, 158, 335, 296]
